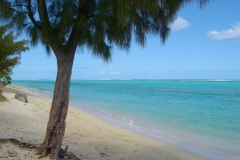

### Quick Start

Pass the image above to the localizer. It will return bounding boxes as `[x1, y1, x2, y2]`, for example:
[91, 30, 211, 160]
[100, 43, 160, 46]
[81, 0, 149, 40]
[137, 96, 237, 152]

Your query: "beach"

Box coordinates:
[0, 84, 209, 160]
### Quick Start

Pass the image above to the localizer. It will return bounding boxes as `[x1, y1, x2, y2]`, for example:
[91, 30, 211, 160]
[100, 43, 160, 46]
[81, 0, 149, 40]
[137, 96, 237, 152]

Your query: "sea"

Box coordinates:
[12, 80, 240, 160]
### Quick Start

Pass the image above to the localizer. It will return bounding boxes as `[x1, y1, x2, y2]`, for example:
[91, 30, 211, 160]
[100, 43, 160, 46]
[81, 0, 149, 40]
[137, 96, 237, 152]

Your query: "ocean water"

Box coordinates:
[12, 80, 240, 160]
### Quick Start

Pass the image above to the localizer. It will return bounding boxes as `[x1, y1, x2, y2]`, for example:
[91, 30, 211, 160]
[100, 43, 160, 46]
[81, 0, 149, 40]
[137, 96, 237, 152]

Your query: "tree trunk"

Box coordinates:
[36, 49, 75, 159]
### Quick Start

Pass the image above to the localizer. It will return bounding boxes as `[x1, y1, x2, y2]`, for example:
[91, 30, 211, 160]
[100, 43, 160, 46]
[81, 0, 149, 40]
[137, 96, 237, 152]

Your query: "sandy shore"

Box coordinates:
[0, 85, 209, 160]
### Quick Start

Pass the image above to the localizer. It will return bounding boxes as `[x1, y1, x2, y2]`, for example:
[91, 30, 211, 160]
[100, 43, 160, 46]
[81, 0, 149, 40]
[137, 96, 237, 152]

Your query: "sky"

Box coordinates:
[12, 0, 240, 80]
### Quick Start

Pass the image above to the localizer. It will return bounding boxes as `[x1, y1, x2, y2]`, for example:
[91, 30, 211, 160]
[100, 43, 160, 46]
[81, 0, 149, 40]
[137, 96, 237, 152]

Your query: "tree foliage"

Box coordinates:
[0, 24, 29, 85]
[0, 0, 209, 60]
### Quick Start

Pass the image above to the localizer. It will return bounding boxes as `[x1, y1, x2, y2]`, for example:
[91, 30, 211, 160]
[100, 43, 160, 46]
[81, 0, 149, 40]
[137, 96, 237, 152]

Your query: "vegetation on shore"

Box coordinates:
[0, 24, 29, 85]
[0, 90, 7, 101]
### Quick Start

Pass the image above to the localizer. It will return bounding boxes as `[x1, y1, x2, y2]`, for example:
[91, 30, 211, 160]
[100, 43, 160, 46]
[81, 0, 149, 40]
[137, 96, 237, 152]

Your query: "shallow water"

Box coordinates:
[12, 80, 240, 160]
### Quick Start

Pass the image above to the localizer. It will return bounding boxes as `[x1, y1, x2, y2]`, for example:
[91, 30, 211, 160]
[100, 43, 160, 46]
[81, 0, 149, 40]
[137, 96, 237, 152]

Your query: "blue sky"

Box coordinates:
[12, 0, 240, 80]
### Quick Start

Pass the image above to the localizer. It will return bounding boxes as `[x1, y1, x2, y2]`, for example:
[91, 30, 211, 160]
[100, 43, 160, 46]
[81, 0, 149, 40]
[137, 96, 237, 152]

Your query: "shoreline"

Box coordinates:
[0, 84, 209, 160]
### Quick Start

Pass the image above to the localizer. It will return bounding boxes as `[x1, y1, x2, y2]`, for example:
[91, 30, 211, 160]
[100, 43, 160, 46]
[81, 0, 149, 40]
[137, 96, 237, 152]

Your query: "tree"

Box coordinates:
[0, 0, 210, 159]
[0, 24, 28, 85]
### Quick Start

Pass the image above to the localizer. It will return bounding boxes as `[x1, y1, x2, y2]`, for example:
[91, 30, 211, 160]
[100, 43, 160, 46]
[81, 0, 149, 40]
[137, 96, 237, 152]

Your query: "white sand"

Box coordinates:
[0, 85, 209, 160]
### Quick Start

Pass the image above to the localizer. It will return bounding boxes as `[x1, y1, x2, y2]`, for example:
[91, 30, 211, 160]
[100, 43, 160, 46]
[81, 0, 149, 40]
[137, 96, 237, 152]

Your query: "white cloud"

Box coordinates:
[109, 72, 120, 75]
[99, 72, 105, 75]
[206, 23, 240, 40]
[171, 16, 191, 31]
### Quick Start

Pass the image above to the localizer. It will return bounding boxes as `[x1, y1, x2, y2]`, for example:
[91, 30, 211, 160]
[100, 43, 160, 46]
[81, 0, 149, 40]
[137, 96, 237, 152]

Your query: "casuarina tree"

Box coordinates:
[0, 24, 28, 85]
[0, 0, 209, 159]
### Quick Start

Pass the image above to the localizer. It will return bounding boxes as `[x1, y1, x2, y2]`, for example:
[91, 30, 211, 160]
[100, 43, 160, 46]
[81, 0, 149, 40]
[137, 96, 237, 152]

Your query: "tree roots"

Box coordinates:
[0, 138, 80, 160]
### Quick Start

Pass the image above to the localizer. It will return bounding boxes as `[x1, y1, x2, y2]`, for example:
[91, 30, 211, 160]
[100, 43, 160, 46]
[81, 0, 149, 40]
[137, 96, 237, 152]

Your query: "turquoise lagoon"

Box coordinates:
[12, 80, 240, 160]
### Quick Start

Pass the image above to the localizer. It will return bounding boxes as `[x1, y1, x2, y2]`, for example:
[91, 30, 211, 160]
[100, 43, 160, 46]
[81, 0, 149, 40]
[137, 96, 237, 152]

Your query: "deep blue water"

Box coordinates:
[12, 80, 240, 160]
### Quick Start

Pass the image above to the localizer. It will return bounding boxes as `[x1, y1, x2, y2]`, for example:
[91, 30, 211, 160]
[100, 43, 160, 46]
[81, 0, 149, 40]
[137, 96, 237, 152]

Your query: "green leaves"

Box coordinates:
[0, 0, 210, 61]
[0, 24, 29, 82]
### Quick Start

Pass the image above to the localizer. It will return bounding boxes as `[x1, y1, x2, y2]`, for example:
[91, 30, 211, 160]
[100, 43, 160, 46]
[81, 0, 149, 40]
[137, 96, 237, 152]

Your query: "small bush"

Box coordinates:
[0, 76, 12, 86]
[0, 90, 7, 101]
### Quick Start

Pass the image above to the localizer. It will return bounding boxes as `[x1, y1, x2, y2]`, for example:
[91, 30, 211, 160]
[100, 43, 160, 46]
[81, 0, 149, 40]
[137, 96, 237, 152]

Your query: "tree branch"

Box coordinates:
[64, 24, 79, 53]
[37, 0, 58, 47]
[64, 0, 97, 52]
[9, 7, 27, 14]
[27, 0, 42, 30]
[37, 0, 50, 27]
[12, 4, 27, 8]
